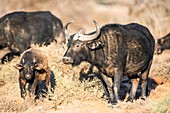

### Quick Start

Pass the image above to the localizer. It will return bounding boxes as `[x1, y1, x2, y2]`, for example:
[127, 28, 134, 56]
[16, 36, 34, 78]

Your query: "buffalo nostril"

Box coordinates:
[65, 58, 69, 61]
[63, 57, 69, 63]
[25, 74, 32, 80]
[63, 57, 73, 64]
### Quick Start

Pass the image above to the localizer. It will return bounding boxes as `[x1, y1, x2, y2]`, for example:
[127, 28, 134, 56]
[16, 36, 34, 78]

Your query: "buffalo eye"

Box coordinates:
[75, 44, 80, 48]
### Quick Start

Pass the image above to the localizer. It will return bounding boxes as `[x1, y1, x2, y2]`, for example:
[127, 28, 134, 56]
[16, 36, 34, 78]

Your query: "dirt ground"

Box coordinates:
[0, 0, 170, 113]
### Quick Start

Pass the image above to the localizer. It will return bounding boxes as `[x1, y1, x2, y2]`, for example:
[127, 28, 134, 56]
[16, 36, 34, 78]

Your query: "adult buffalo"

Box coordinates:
[62, 21, 155, 104]
[0, 11, 65, 63]
[155, 33, 170, 54]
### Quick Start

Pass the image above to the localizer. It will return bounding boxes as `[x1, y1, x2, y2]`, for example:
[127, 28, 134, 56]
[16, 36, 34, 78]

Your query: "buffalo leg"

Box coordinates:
[141, 73, 148, 100]
[45, 73, 51, 94]
[113, 68, 123, 103]
[30, 79, 39, 96]
[45, 69, 53, 95]
[141, 60, 152, 100]
[128, 78, 138, 102]
[99, 74, 109, 99]
[101, 74, 115, 104]
[19, 78, 27, 99]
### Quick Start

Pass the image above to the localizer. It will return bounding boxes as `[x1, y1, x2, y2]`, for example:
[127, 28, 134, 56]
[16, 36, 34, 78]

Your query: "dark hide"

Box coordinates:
[155, 33, 170, 54]
[14, 48, 51, 99]
[63, 22, 155, 104]
[0, 11, 64, 63]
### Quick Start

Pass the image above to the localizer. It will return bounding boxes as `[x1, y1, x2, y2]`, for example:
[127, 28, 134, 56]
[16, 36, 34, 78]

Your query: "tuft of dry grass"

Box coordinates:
[148, 84, 170, 113]
[152, 92, 170, 113]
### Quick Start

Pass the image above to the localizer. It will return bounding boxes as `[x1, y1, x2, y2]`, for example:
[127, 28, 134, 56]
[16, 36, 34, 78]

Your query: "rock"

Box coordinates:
[153, 76, 164, 85]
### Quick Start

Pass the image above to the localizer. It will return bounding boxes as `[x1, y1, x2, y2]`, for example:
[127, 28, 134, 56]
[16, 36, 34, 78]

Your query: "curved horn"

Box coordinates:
[64, 21, 75, 38]
[74, 20, 100, 41]
[78, 29, 85, 35]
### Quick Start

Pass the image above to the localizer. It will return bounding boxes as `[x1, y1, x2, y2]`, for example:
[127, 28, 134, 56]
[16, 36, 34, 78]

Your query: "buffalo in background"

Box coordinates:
[0, 11, 65, 63]
[155, 33, 170, 54]
[62, 20, 155, 104]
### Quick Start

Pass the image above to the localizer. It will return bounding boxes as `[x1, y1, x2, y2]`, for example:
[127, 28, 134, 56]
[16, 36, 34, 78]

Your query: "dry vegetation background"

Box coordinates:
[0, 0, 170, 113]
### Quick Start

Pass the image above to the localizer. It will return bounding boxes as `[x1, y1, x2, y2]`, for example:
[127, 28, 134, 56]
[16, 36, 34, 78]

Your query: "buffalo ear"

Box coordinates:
[34, 63, 43, 70]
[14, 64, 23, 70]
[86, 41, 104, 50]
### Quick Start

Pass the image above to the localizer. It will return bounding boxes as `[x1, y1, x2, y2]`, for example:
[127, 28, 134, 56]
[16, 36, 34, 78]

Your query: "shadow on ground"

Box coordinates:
[79, 65, 160, 102]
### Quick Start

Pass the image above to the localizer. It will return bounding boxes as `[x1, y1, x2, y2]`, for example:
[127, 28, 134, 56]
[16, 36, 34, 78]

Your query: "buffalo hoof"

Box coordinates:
[141, 96, 146, 100]
[101, 93, 109, 100]
[108, 99, 119, 105]
[48, 93, 55, 101]
[21, 93, 27, 99]
[126, 96, 134, 102]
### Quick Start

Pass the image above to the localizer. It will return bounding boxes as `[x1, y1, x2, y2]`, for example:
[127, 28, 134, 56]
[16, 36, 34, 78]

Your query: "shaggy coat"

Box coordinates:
[14, 48, 51, 99]
[63, 21, 155, 104]
[0, 11, 64, 63]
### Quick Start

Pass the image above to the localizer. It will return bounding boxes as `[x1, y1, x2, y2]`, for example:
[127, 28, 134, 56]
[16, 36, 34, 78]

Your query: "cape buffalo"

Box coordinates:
[14, 48, 52, 99]
[0, 11, 64, 63]
[62, 20, 155, 104]
[155, 33, 170, 54]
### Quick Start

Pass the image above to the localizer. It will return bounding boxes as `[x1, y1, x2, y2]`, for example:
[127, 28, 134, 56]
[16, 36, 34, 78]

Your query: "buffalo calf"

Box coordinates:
[14, 48, 51, 99]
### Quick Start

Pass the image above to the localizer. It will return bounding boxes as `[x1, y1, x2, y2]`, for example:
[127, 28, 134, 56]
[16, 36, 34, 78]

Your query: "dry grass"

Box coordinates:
[0, 0, 170, 112]
[151, 92, 170, 113]
[0, 43, 103, 112]
[147, 83, 170, 113]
